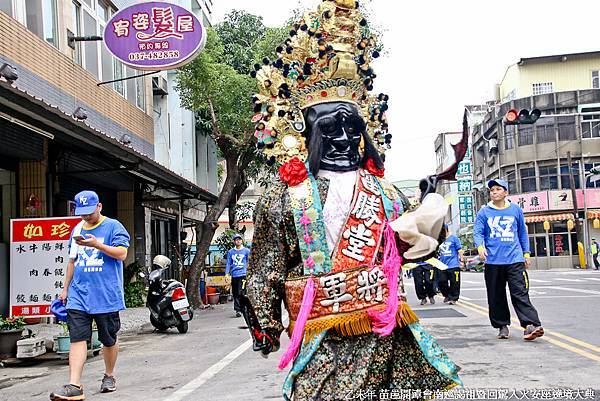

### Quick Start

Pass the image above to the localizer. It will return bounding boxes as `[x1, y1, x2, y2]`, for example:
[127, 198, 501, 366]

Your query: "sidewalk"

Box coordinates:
[0, 307, 151, 390]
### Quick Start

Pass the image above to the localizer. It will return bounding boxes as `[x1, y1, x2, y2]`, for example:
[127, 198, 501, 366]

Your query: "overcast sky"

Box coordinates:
[212, 0, 600, 182]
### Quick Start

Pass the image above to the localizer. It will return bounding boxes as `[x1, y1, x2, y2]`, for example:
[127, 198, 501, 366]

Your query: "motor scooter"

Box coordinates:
[144, 255, 193, 333]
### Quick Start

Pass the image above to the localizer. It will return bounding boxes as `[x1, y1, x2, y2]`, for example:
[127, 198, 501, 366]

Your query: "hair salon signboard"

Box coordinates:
[104, 2, 205, 70]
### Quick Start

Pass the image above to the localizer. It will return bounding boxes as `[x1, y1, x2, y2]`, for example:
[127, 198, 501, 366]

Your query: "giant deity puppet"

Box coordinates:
[243, 1, 466, 399]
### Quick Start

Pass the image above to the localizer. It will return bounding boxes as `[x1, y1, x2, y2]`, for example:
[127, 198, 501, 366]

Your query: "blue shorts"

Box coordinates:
[67, 309, 120, 347]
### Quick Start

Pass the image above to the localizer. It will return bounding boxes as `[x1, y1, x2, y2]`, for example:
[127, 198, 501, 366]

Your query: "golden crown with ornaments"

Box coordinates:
[250, 0, 390, 171]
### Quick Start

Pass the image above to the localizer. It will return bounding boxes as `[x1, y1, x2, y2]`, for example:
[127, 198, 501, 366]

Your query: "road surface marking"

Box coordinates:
[528, 279, 550, 283]
[458, 299, 600, 358]
[585, 277, 600, 282]
[465, 295, 600, 301]
[544, 286, 600, 295]
[458, 295, 472, 300]
[556, 278, 584, 283]
[163, 339, 253, 401]
[461, 280, 479, 284]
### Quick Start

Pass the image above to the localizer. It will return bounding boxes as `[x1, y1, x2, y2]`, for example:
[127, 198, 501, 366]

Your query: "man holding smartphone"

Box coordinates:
[50, 190, 130, 401]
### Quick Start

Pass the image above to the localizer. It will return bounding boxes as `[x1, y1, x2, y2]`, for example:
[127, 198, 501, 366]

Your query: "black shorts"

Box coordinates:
[67, 309, 121, 347]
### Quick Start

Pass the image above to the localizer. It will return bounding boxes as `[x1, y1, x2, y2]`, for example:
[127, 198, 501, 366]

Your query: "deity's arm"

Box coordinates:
[247, 184, 298, 341]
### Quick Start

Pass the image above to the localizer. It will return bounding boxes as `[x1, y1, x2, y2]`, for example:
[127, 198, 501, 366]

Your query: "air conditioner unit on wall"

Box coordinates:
[152, 76, 168, 96]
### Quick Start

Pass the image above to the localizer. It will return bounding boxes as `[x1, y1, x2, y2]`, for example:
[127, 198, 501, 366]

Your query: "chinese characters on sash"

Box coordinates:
[10, 217, 80, 317]
[336, 170, 386, 269]
[318, 266, 388, 313]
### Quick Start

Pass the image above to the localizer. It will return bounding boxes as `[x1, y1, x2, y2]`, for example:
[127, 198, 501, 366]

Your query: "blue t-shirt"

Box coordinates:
[439, 235, 462, 269]
[67, 216, 130, 314]
[226, 247, 250, 277]
[473, 201, 529, 265]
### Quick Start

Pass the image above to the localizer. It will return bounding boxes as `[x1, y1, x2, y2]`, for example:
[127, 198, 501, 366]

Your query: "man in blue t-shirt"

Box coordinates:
[474, 179, 543, 341]
[50, 191, 130, 401]
[225, 234, 250, 317]
[437, 225, 463, 305]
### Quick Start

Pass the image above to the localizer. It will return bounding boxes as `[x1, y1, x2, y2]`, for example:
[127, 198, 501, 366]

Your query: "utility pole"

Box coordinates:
[567, 151, 584, 262]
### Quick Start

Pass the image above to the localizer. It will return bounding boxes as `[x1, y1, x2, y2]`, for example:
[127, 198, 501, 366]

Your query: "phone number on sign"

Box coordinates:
[128, 50, 181, 61]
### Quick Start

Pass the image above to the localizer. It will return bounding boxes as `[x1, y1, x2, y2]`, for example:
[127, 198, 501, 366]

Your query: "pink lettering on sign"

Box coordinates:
[132, 12, 150, 31]
[507, 191, 549, 213]
[136, 7, 183, 41]
[104, 1, 205, 71]
[177, 15, 194, 33]
[113, 19, 130, 37]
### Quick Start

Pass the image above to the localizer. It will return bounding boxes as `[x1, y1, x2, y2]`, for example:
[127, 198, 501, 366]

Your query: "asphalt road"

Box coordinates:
[1, 269, 599, 401]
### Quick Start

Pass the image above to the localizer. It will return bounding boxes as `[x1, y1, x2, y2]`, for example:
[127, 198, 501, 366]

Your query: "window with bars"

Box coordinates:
[581, 114, 600, 138]
[585, 163, 600, 189]
[539, 165, 558, 190]
[518, 126, 533, 146]
[505, 169, 517, 193]
[560, 162, 581, 189]
[532, 82, 554, 95]
[558, 116, 576, 141]
[504, 126, 515, 149]
[593, 71, 599, 89]
[520, 167, 536, 192]
[536, 123, 555, 143]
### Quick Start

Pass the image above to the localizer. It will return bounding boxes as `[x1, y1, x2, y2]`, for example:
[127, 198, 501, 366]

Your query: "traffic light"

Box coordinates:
[503, 108, 541, 125]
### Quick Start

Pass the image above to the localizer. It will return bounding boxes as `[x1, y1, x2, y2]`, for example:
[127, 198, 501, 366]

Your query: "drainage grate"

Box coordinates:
[415, 308, 467, 318]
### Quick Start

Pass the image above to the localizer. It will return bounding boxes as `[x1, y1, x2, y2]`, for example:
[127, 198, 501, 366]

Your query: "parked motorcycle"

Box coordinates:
[144, 255, 193, 333]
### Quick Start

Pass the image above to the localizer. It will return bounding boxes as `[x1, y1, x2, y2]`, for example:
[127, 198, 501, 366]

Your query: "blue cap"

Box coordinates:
[50, 299, 67, 322]
[232, 233, 243, 240]
[487, 179, 508, 191]
[74, 190, 99, 215]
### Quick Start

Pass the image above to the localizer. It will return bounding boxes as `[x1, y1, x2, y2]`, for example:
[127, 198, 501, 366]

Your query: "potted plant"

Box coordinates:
[55, 322, 71, 354]
[0, 316, 25, 359]
[55, 322, 101, 356]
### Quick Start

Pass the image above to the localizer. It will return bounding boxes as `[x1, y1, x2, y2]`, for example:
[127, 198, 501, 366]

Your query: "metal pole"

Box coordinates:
[567, 151, 584, 266]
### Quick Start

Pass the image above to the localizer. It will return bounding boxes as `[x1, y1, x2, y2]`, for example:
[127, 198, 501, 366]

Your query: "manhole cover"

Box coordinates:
[416, 308, 467, 318]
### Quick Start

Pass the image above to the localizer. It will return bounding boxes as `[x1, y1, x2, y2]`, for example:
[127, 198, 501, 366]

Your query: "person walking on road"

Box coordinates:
[50, 190, 130, 400]
[591, 238, 599, 270]
[413, 261, 437, 305]
[225, 233, 250, 317]
[474, 179, 544, 341]
[438, 225, 463, 305]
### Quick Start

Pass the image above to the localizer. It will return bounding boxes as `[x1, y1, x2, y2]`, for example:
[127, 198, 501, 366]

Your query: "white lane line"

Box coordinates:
[464, 295, 600, 301]
[458, 295, 472, 300]
[556, 278, 584, 283]
[586, 277, 600, 281]
[461, 280, 479, 284]
[529, 279, 551, 283]
[544, 286, 600, 295]
[162, 339, 253, 401]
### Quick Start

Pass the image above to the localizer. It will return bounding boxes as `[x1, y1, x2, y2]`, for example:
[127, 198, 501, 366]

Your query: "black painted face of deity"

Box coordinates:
[304, 102, 368, 174]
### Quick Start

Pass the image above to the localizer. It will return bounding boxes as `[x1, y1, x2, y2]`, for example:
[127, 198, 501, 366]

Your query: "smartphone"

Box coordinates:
[73, 235, 86, 241]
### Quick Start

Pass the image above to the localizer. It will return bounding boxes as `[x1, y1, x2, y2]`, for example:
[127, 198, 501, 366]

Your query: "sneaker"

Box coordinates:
[100, 374, 116, 393]
[235, 312, 242, 318]
[49, 384, 85, 400]
[420, 298, 427, 305]
[448, 300, 456, 305]
[443, 297, 450, 303]
[497, 326, 509, 339]
[428, 297, 436, 305]
[523, 325, 544, 341]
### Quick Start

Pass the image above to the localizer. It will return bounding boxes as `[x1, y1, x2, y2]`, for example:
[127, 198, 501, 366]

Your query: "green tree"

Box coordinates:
[176, 11, 287, 307]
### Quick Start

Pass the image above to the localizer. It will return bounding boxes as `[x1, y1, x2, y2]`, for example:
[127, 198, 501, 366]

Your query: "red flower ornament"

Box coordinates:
[279, 157, 309, 186]
[365, 158, 385, 177]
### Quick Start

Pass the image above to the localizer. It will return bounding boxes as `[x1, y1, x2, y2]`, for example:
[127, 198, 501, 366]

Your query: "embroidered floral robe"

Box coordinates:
[247, 175, 461, 401]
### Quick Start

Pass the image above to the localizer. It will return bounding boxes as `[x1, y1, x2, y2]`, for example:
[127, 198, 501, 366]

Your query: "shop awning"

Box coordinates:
[525, 213, 574, 223]
[0, 79, 217, 203]
[587, 210, 600, 219]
